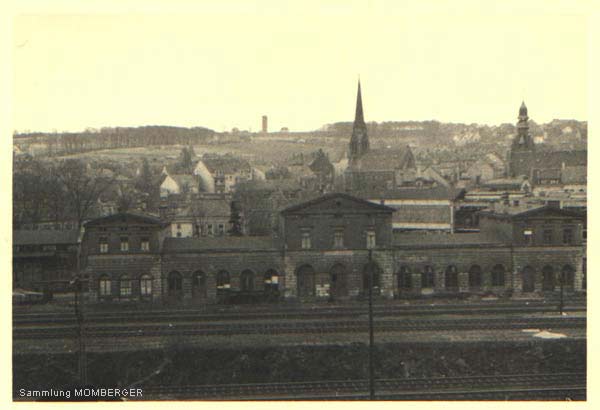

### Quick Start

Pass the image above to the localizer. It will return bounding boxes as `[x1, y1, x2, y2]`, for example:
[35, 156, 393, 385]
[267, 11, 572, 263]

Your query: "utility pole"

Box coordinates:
[71, 234, 87, 385]
[368, 248, 375, 400]
[559, 270, 564, 316]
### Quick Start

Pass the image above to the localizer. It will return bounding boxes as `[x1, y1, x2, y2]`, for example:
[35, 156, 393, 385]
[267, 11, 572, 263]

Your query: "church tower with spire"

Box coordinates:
[348, 80, 369, 164]
[509, 101, 536, 177]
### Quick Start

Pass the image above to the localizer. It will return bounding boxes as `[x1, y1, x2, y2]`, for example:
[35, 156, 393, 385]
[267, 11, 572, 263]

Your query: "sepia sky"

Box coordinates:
[11, 1, 589, 133]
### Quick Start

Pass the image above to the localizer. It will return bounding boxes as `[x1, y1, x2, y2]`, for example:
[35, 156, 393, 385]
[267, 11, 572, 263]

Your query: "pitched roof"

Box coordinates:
[13, 229, 80, 246]
[84, 212, 163, 227]
[356, 186, 463, 201]
[309, 150, 334, 175]
[171, 174, 198, 188]
[355, 147, 414, 171]
[173, 199, 230, 219]
[393, 231, 509, 248]
[162, 236, 277, 253]
[200, 156, 251, 174]
[532, 150, 587, 168]
[281, 192, 395, 215]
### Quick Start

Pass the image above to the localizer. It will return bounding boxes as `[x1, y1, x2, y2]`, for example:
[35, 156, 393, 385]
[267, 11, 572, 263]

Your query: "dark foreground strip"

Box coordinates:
[140, 372, 585, 400]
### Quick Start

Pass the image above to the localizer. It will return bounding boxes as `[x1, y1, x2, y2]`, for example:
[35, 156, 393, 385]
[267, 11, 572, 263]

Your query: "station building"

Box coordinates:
[82, 192, 585, 304]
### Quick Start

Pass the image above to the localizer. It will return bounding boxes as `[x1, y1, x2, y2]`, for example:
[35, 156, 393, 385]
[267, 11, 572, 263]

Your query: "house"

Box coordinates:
[465, 152, 507, 183]
[159, 174, 199, 198]
[169, 197, 232, 238]
[193, 155, 254, 193]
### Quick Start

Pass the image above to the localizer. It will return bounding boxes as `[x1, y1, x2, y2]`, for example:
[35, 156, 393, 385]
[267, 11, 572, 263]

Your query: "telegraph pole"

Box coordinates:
[558, 271, 565, 316]
[368, 249, 375, 400]
[72, 234, 87, 385]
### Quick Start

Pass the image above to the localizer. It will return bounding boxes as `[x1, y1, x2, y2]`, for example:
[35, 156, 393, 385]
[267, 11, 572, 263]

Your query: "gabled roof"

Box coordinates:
[84, 212, 163, 227]
[281, 192, 395, 215]
[173, 199, 230, 219]
[200, 156, 251, 174]
[355, 147, 414, 172]
[13, 229, 80, 246]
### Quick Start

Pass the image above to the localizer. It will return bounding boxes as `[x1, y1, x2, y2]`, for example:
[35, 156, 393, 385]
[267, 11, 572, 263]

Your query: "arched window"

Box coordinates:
[216, 271, 231, 290]
[491, 264, 506, 287]
[98, 275, 111, 297]
[330, 264, 348, 297]
[397, 265, 412, 290]
[561, 265, 575, 290]
[363, 262, 381, 295]
[192, 271, 207, 298]
[297, 265, 316, 297]
[140, 274, 152, 296]
[421, 266, 435, 288]
[119, 275, 132, 297]
[445, 265, 459, 290]
[240, 270, 255, 292]
[168, 271, 183, 293]
[542, 266, 555, 291]
[522, 266, 535, 292]
[468, 265, 482, 289]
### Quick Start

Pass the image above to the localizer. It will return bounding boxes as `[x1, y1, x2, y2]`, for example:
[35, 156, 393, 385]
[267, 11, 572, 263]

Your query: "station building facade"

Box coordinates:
[82, 192, 586, 304]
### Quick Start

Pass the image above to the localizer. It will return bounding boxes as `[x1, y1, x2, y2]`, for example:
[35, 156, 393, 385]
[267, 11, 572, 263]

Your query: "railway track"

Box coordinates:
[13, 316, 586, 339]
[13, 301, 586, 326]
[140, 372, 585, 400]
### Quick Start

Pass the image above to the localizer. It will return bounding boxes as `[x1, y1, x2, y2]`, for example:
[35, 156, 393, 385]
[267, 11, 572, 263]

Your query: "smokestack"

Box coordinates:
[262, 115, 268, 133]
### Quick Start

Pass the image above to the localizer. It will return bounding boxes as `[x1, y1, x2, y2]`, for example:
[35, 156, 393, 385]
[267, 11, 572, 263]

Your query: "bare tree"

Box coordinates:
[53, 159, 117, 228]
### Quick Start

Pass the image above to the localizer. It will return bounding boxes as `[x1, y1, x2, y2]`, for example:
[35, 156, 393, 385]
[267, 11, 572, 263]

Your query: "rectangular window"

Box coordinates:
[333, 229, 344, 249]
[543, 229, 553, 245]
[366, 230, 376, 249]
[120, 237, 129, 252]
[301, 231, 312, 250]
[218, 224, 225, 235]
[141, 238, 150, 251]
[563, 228, 573, 245]
[99, 237, 108, 253]
[207, 224, 214, 235]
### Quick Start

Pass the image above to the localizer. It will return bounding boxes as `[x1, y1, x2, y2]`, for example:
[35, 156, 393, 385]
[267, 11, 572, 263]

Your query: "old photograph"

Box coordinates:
[8, 1, 590, 403]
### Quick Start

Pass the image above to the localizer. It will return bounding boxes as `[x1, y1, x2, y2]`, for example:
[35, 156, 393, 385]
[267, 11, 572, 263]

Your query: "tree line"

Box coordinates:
[14, 126, 215, 156]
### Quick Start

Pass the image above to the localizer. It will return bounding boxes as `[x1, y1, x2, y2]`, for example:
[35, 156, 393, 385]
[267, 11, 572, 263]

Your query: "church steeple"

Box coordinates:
[349, 80, 369, 162]
[513, 100, 534, 151]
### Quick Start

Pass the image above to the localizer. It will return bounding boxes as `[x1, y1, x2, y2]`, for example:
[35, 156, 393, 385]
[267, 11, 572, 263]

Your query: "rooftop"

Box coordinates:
[163, 236, 277, 253]
[13, 229, 80, 246]
[393, 231, 509, 248]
